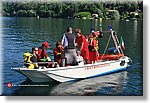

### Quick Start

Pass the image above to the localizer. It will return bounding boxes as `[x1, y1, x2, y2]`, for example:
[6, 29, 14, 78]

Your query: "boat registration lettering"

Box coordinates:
[85, 64, 110, 70]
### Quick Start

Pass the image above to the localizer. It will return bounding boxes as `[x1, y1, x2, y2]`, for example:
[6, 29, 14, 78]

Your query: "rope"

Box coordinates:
[100, 34, 111, 60]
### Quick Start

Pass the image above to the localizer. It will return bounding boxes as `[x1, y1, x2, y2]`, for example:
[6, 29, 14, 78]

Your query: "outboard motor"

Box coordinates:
[107, 47, 119, 55]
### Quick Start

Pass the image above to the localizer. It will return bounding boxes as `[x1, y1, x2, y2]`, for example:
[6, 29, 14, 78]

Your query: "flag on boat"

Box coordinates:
[120, 36, 125, 50]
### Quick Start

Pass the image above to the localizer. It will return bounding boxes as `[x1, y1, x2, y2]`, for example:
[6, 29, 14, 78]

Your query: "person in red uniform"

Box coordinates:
[75, 28, 89, 64]
[88, 32, 99, 63]
[38, 42, 51, 62]
[53, 42, 64, 65]
[88, 31, 100, 38]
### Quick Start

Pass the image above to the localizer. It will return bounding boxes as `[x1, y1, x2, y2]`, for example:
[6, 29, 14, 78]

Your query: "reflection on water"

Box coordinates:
[2, 17, 143, 96]
[50, 71, 128, 96]
[10, 71, 128, 96]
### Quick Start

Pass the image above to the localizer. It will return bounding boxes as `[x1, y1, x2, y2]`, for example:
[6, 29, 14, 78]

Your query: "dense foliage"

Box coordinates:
[74, 12, 92, 19]
[2, 1, 143, 20]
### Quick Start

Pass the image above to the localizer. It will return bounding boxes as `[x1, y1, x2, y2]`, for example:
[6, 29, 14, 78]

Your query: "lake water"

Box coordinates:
[1, 17, 143, 96]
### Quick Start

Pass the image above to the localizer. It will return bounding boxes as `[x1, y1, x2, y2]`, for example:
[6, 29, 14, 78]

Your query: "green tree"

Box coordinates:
[113, 10, 120, 20]
[27, 10, 36, 17]
[108, 10, 120, 20]
[16, 10, 28, 17]
[2, 1, 143, 20]
[74, 12, 91, 19]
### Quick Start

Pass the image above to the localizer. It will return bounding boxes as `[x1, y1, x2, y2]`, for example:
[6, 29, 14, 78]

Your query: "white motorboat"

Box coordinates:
[11, 25, 132, 83]
[12, 56, 131, 82]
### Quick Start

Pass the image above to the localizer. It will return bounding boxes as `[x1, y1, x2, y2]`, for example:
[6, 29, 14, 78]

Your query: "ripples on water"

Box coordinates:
[2, 17, 143, 96]
[3, 71, 129, 96]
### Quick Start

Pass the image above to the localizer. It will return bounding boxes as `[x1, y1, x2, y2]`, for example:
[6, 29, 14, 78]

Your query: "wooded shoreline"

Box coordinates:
[2, 1, 143, 20]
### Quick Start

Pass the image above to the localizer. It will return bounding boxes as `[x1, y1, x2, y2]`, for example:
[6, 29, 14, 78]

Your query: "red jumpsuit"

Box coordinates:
[76, 34, 89, 63]
[89, 38, 99, 63]
[53, 47, 63, 65]
[38, 47, 49, 61]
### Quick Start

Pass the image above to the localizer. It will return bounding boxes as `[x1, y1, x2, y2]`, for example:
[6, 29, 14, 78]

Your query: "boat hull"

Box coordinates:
[13, 68, 55, 82]
[12, 56, 131, 83]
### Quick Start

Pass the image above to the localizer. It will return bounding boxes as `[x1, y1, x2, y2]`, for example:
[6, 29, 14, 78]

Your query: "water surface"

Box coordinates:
[1, 17, 143, 96]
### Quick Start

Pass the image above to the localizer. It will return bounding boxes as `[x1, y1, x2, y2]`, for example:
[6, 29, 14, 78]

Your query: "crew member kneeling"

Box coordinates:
[38, 42, 51, 62]
[53, 42, 64, 65]
[23, 47, 39, 69]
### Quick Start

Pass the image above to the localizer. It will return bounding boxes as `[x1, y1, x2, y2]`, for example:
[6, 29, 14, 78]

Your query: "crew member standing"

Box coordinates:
[53, 42, 64, 65]
[75, 28, 89, 64]
[88, 32, 99, 63]
[61, 27, 78, 66]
